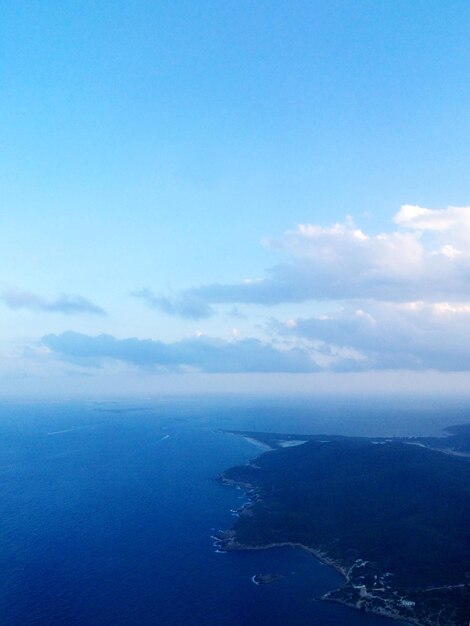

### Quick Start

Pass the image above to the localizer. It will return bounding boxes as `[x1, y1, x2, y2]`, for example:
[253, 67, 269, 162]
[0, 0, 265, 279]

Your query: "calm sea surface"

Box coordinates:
[0, 396, 467, 625]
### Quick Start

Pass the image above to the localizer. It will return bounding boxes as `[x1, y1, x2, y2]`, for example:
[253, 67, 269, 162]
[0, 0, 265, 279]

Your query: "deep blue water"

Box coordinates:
[0, 396, 467, 625]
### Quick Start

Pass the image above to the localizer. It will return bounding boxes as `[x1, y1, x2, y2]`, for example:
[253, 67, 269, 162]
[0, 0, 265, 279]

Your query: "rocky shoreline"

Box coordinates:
[215, 475, 454, 626]
[215, 532, 416, 625]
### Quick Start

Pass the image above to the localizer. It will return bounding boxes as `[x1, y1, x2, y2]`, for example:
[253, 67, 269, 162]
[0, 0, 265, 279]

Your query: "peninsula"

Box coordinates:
[216, 426, 470, 626]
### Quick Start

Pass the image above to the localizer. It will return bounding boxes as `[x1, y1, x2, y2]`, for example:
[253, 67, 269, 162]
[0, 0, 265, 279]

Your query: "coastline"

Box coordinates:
[216, 428, 470, 626]
[216, 478, 417, 626]
[218, 535, 413, 625]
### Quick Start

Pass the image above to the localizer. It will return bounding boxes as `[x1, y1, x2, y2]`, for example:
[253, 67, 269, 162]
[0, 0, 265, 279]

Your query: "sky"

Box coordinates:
[2, 0, 470, 397]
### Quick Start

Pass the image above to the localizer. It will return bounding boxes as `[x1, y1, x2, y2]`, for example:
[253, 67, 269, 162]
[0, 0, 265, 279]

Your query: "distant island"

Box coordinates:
[215, 425, 470, 626]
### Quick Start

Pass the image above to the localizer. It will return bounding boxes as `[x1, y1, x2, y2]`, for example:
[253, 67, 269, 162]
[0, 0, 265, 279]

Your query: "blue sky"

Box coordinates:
[2, 1, 470, 396]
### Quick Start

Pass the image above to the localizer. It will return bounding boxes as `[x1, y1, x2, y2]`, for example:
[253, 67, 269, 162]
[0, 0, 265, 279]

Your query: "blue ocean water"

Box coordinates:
[0, 396, 466, 625]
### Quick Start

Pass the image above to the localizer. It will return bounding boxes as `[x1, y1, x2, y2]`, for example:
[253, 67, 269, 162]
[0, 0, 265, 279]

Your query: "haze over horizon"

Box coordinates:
[2, 1, 470, 397]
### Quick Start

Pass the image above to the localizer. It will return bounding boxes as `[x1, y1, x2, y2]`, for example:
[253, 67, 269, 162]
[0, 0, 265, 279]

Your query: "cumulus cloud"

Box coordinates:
[128, 205, 470, 372]
[276, 300, 470, 371]
[394, 204, 470, 239]
[136, 206, 470, 317]
[24, 205, 470, 375]
[41, 331, 321, 373]
[1, 290, 105, 315]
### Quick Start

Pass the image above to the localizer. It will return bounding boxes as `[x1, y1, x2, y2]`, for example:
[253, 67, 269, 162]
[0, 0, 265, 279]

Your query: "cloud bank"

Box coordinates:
[41, 331, 320, 373]
[13, 206, 470, 378]
[131, 205, 470, 372]
[275, 300, 470, 371]
[1, 290, 105, 315]
[137, 205, 470, 317]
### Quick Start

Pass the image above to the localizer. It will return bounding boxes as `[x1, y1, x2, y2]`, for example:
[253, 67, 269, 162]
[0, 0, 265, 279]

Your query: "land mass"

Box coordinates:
[216, 425, 470, 626]
[252, 573, 286, 585]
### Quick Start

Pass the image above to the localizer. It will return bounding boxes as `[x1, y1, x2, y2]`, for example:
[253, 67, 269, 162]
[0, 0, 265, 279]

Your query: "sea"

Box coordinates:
[0, 394, 467, 626]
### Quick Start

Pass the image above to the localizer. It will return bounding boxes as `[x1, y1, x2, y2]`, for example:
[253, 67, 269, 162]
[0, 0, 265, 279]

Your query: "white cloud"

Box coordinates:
[394, 204, 470, 234]
[277, 299, 470, 371]
[31, 205, 470, 375]
[136, 205, 470, 316]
